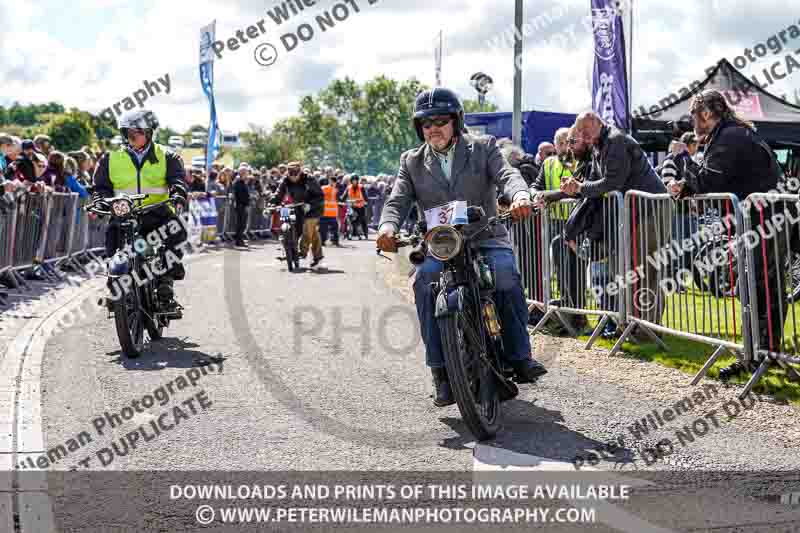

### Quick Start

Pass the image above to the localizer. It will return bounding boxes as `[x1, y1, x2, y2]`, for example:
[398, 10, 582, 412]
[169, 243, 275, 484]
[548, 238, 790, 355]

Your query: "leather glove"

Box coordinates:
[169, 185, 188, 209]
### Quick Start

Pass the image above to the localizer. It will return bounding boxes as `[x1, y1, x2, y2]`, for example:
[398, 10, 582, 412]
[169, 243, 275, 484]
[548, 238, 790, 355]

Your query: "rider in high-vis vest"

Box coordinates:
[346, 175, 369, 240]
[530, 127, 587, 331]
[91, 109, 189, 308]
[319, 177, 340, 246]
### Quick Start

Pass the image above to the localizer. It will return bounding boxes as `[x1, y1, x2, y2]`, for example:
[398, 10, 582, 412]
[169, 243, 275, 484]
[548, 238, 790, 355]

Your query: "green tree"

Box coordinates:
[463, 99, 499, 113]
[46, 111, 95, 151]
[156, 126, 179, 145]
[287, 76, 426, 174]
[234, 125, 302, 169]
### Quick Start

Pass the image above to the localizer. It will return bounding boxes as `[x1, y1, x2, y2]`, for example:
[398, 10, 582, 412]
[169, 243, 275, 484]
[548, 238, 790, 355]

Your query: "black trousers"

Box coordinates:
[319, 216, 339, 244]
[105, 206, 187, 280]
[353, 206, 369, 237]
[750, 203, 789, 353]
[234, 205, 248, 242]
[551, 234, 580, 309]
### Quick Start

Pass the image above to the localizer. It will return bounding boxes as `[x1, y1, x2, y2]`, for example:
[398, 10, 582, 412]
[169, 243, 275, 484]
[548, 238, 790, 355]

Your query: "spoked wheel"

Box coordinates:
[114, 285, 145, 358]
[439, 305, 501, 441]
[692, 238, 738, 298]
[787, 253, 800, 303]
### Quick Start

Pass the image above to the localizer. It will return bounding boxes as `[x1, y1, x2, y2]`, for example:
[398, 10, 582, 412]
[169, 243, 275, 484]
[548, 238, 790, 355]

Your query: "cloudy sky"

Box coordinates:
[1, 0, 797, 134]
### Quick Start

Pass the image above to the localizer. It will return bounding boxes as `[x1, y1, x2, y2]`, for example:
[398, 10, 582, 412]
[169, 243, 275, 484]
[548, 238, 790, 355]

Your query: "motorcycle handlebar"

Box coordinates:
[264, 202, 307, 211]
[85, 195, 177, 216]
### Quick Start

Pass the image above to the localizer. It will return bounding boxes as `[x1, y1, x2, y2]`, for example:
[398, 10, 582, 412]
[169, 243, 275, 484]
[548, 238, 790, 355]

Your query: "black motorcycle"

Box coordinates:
[379, 206, 518, 441]
[87, 194, 183, 358]
[264, 202, 306, 272]
[343, 200, 363, 240]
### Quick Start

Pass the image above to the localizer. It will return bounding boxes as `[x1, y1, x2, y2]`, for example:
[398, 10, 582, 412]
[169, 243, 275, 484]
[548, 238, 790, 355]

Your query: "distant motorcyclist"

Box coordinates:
[270, 161, 325, 266]
[346, 174, 370, 239]
[91, 109, 188, 309]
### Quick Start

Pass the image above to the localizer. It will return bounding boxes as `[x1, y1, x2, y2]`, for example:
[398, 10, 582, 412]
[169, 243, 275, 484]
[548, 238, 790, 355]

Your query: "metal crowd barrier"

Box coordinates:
[506, 190, 773, 395]
[508, 209, 549, 325]
[0, 192, 95, 291]
[740, 193, 800, 396]
[41, 193, 80, 275]
[508, 193, 625, 348]
[246, 194, 270, 239]
[0, 197, 18, 300]
[546, 192, 625, 347]
[608, 192, 752, 392]
[1, 190, 249, 306]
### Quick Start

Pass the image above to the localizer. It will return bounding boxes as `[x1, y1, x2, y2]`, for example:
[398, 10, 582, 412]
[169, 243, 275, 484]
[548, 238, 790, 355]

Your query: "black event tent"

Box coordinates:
[633, 58, 800, 151]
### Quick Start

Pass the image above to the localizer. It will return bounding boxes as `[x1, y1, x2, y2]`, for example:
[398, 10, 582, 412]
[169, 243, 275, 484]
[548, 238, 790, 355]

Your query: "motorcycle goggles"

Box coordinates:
[421, 117, 451, 129]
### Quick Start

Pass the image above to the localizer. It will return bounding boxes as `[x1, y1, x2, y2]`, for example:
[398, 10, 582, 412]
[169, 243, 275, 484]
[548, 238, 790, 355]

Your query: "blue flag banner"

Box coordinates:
[590, 0, 629, 130]
[200, 21, 220, 178]
[200, 61, 220, 171]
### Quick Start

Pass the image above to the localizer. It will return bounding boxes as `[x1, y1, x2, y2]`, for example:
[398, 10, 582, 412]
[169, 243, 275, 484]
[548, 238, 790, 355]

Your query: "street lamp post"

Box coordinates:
[469, 72, 494, 112]
[513, 0, 523, 145]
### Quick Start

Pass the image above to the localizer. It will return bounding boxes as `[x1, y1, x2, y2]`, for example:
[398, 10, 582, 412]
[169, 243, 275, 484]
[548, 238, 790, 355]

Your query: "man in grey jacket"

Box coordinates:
[377, 88, 546, 407]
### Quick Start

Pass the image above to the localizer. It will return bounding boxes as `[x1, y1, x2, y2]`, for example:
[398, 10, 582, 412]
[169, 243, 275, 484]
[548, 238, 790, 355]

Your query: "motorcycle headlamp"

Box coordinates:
[112, 199, 132, 217]
[426, 225, 463, 261]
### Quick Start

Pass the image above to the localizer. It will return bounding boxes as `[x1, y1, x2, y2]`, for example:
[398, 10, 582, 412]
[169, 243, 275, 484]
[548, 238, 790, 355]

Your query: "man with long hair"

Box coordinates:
[668, 89, 785, 380]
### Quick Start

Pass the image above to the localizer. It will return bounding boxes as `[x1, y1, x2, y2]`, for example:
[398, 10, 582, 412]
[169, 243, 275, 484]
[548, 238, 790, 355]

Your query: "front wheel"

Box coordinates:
[439, 311, 501, 441]
[283, 237, 296, 272]
[114, 284, 144, 358]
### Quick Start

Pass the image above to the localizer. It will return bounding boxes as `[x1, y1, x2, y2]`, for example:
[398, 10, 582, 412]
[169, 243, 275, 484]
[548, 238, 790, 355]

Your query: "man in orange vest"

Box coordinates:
[346, 174, 369, 239]
[319, 177, 340, 246]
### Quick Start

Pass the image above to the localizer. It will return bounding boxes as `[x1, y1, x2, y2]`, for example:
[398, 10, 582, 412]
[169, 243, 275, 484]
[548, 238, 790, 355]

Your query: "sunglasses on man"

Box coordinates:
[421, 117, 451, 129]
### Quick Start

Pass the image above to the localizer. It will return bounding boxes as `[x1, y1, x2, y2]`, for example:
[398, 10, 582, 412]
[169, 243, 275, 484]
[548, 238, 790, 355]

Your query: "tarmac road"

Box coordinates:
[16, 237, 800, 531]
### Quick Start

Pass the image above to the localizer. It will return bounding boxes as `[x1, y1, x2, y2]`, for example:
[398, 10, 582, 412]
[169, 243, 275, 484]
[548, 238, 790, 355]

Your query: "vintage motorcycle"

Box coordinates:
[264, 202, 307, 272]
[87, 194, 183, 358]
[379, 205, 518, 441]
[342, 200, 364, 240]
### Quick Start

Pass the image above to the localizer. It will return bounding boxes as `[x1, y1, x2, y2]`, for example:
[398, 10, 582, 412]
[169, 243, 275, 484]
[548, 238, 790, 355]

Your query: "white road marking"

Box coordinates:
[0, 250, 217, 532]
[0, 281, 101, 533]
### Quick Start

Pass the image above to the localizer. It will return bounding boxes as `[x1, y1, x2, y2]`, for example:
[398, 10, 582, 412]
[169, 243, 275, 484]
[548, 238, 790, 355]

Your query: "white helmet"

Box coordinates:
[118, 109, 159, 140]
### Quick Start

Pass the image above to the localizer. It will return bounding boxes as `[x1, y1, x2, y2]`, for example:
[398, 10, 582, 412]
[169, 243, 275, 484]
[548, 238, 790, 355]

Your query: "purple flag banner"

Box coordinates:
[591, 0, 629, 130]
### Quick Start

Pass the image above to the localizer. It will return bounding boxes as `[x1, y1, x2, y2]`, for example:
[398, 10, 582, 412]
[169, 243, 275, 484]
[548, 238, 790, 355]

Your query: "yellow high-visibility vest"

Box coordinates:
[108, 144, 169, 207]
[544, 156, 571, 220]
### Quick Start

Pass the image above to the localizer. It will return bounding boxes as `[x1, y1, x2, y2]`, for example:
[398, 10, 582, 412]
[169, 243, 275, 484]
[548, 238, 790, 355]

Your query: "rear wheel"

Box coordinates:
[114, 284, 144, 358]
[439, 304, 500, 441]
[692, 238, 737, 298]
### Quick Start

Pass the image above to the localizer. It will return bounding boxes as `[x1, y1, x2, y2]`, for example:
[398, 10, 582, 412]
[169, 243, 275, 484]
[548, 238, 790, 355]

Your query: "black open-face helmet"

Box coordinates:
[413, 88, 465, 142]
